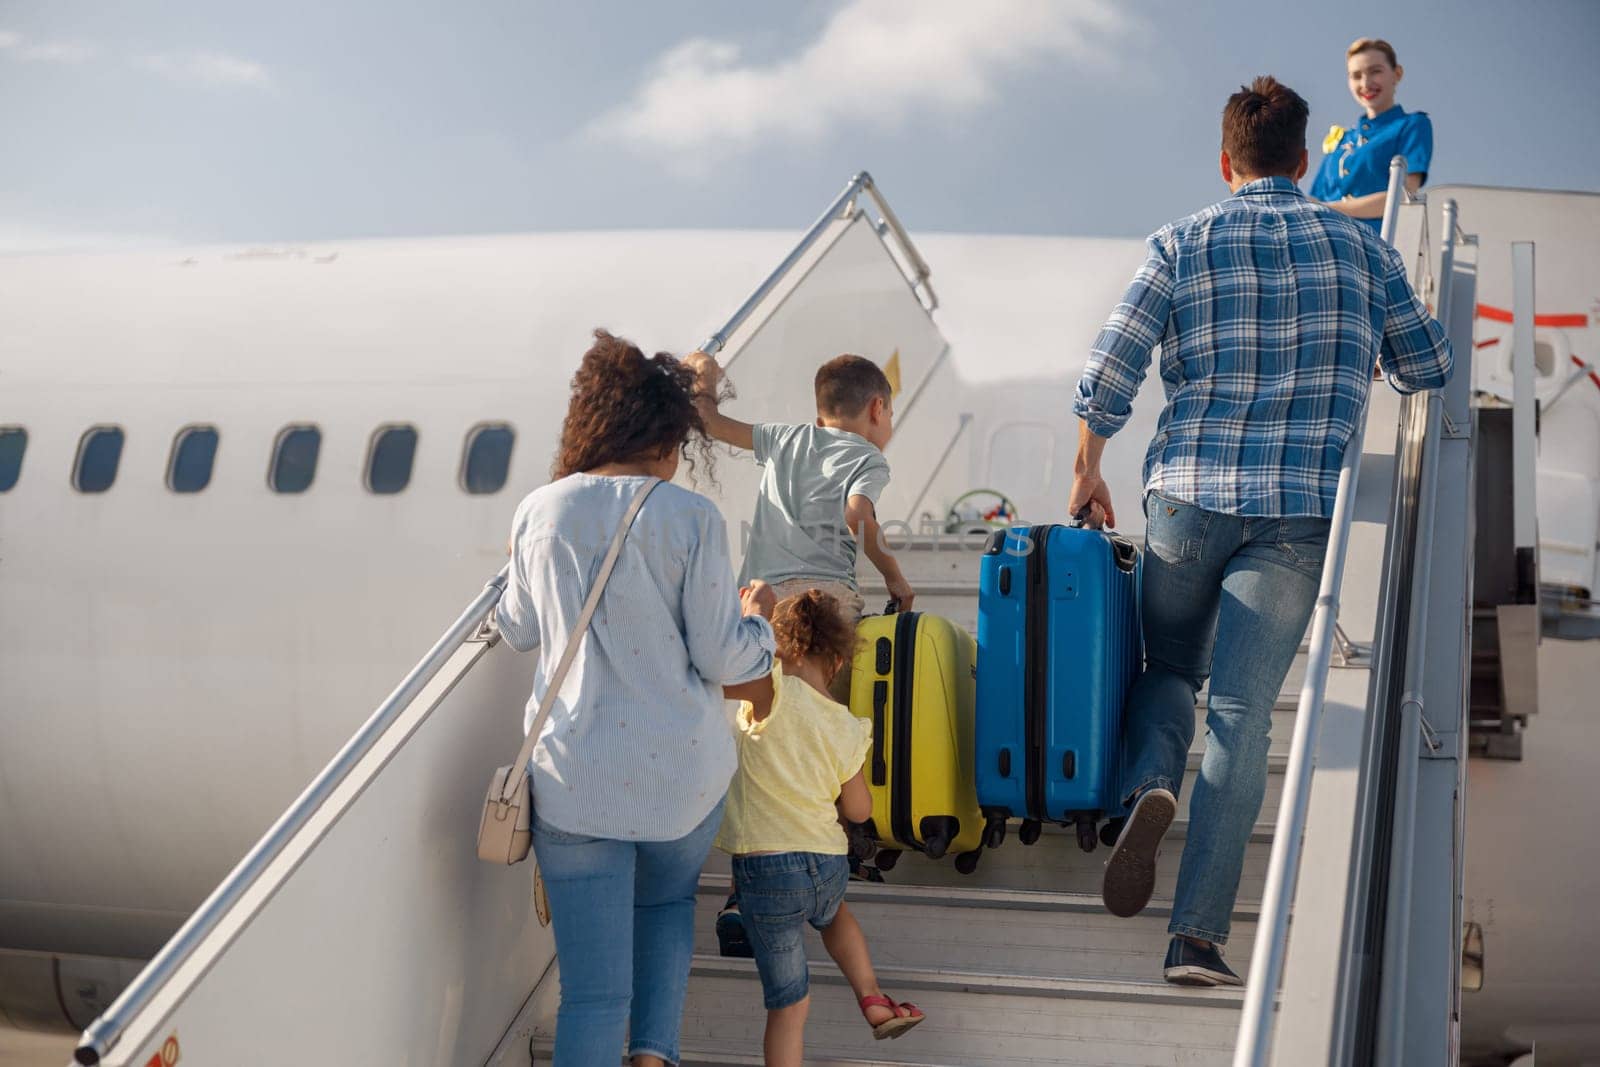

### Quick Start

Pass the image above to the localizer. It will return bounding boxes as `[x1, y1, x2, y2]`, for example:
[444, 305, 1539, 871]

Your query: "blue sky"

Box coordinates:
[2, 0, 1597, 250]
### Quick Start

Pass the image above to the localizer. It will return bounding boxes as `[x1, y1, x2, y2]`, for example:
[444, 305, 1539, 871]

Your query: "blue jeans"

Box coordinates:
[731, 851, 850, 1009]
[1121, 491, 1329, 945]
[531, 798, 724, 1066]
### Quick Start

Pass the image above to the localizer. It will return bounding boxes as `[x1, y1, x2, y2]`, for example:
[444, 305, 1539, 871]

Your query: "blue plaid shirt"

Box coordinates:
[1074, 177, 1452, 518]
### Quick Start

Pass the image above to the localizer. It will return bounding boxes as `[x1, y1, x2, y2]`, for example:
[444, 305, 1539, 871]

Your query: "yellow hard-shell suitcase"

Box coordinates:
[849, 608, 989, 874]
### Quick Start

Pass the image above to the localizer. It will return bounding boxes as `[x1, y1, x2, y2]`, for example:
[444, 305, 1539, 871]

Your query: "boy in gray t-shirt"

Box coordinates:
[690, 352, 915, 955]
[686, 352, 915, 627]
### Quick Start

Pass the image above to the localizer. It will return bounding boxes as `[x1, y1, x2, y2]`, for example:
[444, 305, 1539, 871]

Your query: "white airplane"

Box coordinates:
[0, 174, 1594, 1065]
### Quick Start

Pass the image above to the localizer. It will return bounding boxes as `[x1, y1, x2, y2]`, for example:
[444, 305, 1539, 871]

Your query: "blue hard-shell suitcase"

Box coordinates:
[974, 523, 1142, 852]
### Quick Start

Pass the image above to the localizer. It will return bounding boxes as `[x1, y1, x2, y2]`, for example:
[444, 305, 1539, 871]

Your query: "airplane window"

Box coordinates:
[366, 425, 418, 495]
[461, 423, 514, 494]
[0, 427, 25, 492]
[73, 426, 124, 493]
[270, 425, 321, 493]
[168, 425, 219, 493]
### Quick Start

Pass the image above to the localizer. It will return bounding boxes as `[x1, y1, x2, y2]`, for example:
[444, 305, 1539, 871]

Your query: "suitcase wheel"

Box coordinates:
[919, 816, 959, 860]
[1075, 817, 1098, 853]
[1019, 820, 1042, 847]
[954, 850, 981, 875]
[1100, 817, 1125, 849]
[983, 820, 1007, 850]
[875, 849, 901, 872]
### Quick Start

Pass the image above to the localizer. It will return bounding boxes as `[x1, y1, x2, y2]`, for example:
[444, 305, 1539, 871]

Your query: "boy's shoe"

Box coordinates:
[1163, 936, 1243, 987]
[1101, 787, 1177, 918]
[715, 893, 753, 959]
[849, 858, 885, 883]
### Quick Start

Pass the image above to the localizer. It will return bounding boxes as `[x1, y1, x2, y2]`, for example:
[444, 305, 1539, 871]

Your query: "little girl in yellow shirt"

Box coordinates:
[718, 590, 927, 1063]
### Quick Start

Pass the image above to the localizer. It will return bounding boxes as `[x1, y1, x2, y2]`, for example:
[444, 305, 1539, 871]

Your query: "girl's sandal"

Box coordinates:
[859, 994, 925, 1040]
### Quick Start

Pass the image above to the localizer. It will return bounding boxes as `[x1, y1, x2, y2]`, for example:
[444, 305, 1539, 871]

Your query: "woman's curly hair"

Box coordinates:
[553, 329, 715, 481]
[772, 589, 860, 669]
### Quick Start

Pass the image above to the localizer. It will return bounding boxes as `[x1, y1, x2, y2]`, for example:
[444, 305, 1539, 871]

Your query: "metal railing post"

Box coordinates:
[1232, 155, 1409, 1067]
[1510, 242, 1539, 559]
[861, 175, 939, 310]
[1379, 156, 1408, 244]
[1435, 200, 1459, 333]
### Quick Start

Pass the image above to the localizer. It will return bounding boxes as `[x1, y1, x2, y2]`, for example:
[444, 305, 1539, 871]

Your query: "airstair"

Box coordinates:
[71, 169, 1483, 1067]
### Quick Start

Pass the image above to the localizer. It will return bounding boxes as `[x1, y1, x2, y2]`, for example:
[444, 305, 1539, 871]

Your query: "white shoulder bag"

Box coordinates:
[478, 476, 661, 882]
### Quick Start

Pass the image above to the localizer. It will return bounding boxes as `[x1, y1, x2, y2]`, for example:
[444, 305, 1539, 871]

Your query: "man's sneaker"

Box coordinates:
[1101, 787, 1177, 918]
[1163, 936, 1243, 986]
[715, 894, 753, 959]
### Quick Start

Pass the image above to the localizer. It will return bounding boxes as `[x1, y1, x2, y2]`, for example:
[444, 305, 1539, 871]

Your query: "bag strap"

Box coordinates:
[497, 476, 661, 803]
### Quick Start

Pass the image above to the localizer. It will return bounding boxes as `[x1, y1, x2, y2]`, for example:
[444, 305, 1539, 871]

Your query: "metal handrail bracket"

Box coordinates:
[1233, 156, 1410, 1066]
[75, 568, 511, 1064]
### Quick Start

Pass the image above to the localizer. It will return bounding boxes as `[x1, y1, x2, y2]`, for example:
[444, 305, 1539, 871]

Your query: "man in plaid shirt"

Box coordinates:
[1070, 75, 1451, 987]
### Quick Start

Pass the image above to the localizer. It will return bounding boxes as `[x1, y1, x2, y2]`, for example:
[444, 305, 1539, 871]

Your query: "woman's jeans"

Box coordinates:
[531, 798, 724, 1065]
[1121, 492, 1329, 945]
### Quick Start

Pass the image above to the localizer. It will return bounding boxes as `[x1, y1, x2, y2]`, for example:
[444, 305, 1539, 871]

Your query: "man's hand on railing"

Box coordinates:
[741, 579, 776, 620]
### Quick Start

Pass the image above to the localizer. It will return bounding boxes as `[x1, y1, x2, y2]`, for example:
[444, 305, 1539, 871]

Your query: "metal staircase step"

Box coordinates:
[693, 876, 1259, 984]
[700, 832, 1274, 904]
[526, 955, 1244, 1066]
[673, 957, 1242, 1066]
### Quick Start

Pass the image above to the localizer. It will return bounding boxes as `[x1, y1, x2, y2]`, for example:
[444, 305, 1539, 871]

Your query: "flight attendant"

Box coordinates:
[1311, 38, 1432, 227]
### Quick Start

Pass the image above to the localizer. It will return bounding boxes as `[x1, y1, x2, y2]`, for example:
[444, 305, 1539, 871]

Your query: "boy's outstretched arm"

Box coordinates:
[684, 350, 755, 451]
[846, 494, 914, 610]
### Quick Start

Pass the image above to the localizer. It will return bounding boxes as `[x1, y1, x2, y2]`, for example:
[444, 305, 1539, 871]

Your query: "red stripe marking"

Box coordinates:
[1575, 355, 1600, 390]
[1476, 302, 1590, 328]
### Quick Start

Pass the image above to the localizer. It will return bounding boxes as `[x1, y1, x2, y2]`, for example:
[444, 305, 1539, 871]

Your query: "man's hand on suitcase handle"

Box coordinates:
[1070, 421, 1116, 530]
[1068, 472, 1114, 530]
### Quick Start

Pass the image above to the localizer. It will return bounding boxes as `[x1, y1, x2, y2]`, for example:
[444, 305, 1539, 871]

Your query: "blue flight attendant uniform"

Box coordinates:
[1310, 105, 1433, 229]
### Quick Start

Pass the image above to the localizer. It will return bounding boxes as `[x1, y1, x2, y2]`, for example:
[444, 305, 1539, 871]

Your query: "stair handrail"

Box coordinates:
[1372, 196, 1456, 1062]
[700, 171, 937, 365]
[1232, 156, 1411, 1066]
[74, 567, 511, 1065]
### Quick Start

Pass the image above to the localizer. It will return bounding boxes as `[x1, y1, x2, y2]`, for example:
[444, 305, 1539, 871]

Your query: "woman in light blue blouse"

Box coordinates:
[1310, 37, 1433, 229]
[497, 329, 776, 1067]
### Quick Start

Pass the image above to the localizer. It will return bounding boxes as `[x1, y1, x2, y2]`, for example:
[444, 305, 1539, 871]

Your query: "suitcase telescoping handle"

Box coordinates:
[1070, 506, 1139, 573]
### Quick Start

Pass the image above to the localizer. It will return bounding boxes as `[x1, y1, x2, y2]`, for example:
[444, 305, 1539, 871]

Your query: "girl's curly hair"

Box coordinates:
[553, 329, 715, 482]
[772, 589, 860, 668]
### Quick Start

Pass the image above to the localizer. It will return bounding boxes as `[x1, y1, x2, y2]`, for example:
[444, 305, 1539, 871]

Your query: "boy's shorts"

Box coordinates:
[770, 578, 865, 703]
[730, 851, 849, 1009]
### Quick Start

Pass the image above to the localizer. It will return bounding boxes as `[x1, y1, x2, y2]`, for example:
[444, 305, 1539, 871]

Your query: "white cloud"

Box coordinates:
[588, 0, 1134, 162]
[0, 29, 99, 63]
[0, 29, 271, 89]
[135, 50, 274, 90]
